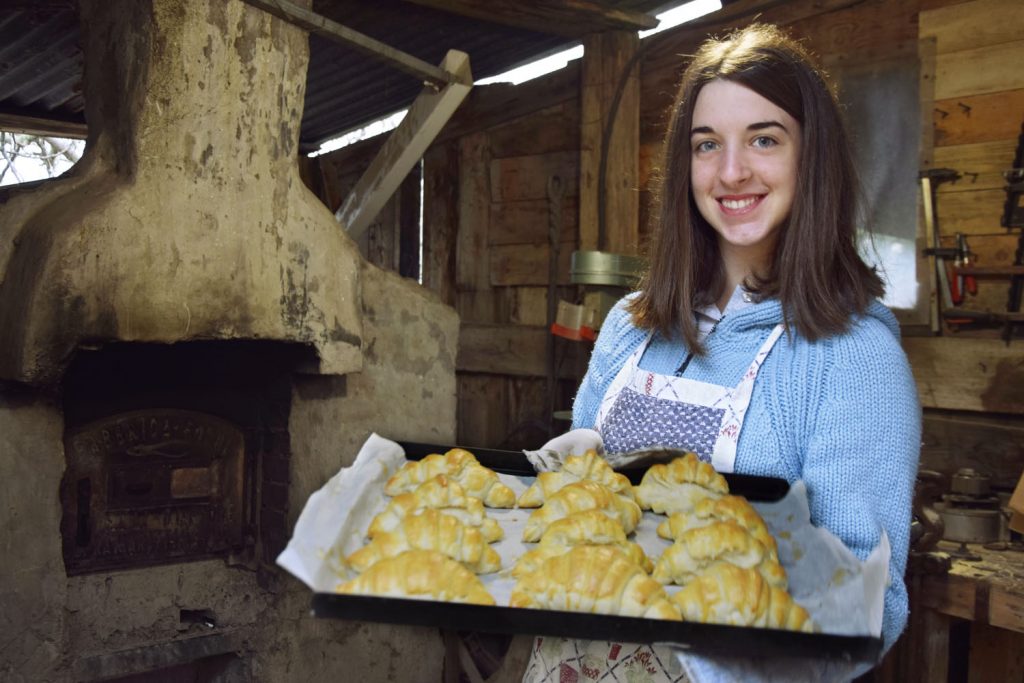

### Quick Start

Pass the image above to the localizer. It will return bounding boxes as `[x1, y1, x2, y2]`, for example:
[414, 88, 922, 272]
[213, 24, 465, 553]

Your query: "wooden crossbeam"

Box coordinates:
[241, 0, 465, 87]
[402, 0, 658, 37]
[336, 50, 473, 239]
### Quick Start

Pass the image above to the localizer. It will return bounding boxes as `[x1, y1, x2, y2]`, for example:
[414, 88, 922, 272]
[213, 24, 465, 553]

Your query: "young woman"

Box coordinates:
[523, 23, 920, 682]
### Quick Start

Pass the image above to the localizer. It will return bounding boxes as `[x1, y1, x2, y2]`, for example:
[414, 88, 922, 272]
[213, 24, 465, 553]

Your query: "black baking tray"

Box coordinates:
[311, 441, 883, 663]
[397, 441, 791, 502]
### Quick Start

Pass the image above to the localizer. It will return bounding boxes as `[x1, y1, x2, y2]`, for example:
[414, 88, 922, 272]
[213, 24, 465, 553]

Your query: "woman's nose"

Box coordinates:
[719, 147, 751, 185]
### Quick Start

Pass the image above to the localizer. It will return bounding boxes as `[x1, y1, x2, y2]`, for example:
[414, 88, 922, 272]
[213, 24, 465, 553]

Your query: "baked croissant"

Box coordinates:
[656, 495, 778, 561]
[512, 510, 652, 577]
[368, 475, 503, 542]
[385, 449, 515, 508]
[633, 453, 729, 514]
[522, 480, 642, 542]
[510, 545, 680, 620]
[347, 509, 502, 574]
[652, 521, 787, 588]
[517, 450, 634, 508]
[336, 549, 495, 605]
[672, 563, 814, 632]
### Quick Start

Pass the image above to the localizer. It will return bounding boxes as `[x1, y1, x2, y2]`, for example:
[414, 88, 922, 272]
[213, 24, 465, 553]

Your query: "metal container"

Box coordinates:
[570, 250, 645, 287]
[938, 506, 1002, 544]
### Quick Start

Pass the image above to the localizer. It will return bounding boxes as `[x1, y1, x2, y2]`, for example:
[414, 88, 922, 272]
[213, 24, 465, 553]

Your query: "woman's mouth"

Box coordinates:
[718, 195, 763, 214]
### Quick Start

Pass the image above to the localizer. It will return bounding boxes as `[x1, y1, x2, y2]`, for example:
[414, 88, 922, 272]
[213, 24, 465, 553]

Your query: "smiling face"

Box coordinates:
[689, 79, 801, 277]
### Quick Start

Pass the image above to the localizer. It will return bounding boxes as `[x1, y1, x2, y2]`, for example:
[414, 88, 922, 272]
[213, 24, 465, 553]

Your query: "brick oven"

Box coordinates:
[0, 1, 457, 681]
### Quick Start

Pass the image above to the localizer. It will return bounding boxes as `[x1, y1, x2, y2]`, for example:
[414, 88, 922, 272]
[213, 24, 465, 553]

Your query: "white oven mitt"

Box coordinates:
[522, 428, 604, 472]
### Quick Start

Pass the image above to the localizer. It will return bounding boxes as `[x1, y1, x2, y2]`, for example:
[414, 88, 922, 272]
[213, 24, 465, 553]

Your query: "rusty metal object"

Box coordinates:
[60, 409, 247, 575]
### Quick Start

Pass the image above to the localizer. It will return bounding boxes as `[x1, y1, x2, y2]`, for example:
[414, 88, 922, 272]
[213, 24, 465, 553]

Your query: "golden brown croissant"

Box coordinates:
[336, 549, 496, 605]
[510, 546, 680, 620]
[512, 510, 652, 577]
[671, 563, 814, 632]
[347, 509, 502, 574]
[368, 475, 503, 542]
[385, 449, 515, 508]
[522, 480, 642, 542]
[633, 453, 729, 514]
[652, 521, 787, 588]
[656, 495, 778, 561]
[517, 450, 634, 508]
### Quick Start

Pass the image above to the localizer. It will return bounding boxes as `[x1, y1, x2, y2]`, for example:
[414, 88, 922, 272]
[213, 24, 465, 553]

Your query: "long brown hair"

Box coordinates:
[629, 23, 883, 352]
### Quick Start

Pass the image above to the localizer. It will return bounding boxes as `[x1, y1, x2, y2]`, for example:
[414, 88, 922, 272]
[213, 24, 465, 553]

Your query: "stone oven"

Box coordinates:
[0, 1, 457, 680]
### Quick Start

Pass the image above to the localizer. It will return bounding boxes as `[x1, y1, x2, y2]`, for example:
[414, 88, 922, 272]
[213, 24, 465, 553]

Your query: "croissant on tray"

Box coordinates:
[512, 510, 651, 578]
[368, 475, 503, 542]
[510, 545, 680, 620]
[347, 509, 502, 574]
[633, 453, 729, 515]
[672, 563, 814, 632]
[652, 521, 787, 588]
[336, 549, 496, 605]
[656, 495, 778, 561]
[522, 480, 642, 542]
[385, 449, 514, 508]
[517, 450, 634, 508]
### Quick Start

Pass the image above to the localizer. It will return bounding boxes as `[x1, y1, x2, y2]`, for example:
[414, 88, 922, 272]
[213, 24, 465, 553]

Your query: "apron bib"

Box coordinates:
[596, 324, 784, 472]
[523, 323, 784, 683]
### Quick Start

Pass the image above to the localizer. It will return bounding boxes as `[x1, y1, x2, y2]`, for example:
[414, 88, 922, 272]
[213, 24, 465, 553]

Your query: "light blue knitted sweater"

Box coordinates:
[572, 294, 921, 652]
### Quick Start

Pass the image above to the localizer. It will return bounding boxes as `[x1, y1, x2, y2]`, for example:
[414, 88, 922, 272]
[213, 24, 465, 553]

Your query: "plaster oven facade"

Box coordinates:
[0, 1, 458, 681]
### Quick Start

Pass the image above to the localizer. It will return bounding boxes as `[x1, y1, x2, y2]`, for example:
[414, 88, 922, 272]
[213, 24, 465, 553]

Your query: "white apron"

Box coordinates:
[522, 324, 784, 683]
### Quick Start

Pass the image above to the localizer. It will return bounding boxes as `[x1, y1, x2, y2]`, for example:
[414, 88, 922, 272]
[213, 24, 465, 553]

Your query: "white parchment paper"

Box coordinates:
[277, 433, 888, 640]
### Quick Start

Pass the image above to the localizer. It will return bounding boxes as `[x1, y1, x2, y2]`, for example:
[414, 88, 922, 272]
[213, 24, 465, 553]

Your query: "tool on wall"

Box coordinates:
[1001, 121, 1024, 343]
[920, 168, 964, 329]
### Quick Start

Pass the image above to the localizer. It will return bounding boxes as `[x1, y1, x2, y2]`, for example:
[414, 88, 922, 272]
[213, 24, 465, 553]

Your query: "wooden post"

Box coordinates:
[579, 30, 640, 255]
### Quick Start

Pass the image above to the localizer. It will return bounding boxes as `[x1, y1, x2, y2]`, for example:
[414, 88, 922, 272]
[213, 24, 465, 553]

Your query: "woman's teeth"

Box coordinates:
[720, 197, 758, 210]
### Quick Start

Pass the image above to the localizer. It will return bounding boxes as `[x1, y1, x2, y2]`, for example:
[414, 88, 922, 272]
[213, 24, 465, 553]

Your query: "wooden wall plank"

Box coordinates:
[510, 287, 549, 327]
[457, 323, 586, 378]
[903, 336, 1024, 413]
[489, 243, 574, 287]
[486, 102, 581, 159]
[933, 89, 1024, 147]
[935, 139, 1019, 193]
[456, 131, 491, 294]
[921, 410, 1024, 488]
[489, 152, 579, 202]
[934, 40, 1024, 100]
[920, 0, 1024, 55]
[422, 141, 459, 305]
[457, 374, 507, 448]
[935, 188, 1010, 235]
[489, 197, 578, 246]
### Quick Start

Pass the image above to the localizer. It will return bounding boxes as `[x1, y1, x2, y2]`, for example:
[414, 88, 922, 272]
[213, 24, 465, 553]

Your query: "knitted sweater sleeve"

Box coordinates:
[799, 317, 921, 652]
[571, 297, 644, 430]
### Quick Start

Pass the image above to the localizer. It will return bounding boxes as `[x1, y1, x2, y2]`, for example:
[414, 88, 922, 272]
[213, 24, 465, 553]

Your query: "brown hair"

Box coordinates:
[629, 23, 883, 352]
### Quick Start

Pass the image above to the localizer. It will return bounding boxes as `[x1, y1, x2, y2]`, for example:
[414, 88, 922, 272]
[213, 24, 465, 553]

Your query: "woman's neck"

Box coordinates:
[716, 243, 771, 311]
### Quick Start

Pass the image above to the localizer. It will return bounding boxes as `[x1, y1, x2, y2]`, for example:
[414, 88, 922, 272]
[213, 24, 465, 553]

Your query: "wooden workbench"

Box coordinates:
[870, 543, 1024, 682]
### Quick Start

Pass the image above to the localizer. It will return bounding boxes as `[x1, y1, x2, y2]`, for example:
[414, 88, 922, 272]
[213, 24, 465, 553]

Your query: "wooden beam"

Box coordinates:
[0, 112, 87, 139]
[240, 0, 463, 87]
[903, 336, 1024, 414]
[579, 30, 640, 254]
[458, 323, 587, 378]
[336, 50, 472, 239]
[402, 0, 657, 37]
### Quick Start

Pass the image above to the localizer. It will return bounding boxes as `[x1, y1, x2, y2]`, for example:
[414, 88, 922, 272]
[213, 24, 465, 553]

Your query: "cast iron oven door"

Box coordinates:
[61, 409, 246, 575]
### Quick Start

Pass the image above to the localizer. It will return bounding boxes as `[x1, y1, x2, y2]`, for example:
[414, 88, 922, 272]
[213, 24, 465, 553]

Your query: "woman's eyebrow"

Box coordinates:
[690, 120, 788, 136]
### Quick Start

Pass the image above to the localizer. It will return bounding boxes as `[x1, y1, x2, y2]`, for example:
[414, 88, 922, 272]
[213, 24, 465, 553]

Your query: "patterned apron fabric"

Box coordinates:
[522, 324, 784, 683]
[596, 324, 784, 473]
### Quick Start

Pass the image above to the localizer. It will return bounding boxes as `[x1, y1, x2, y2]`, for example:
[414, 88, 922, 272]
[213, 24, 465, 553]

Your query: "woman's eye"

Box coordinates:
[752, 136, 777, 149]
[694, 140, 718, 153]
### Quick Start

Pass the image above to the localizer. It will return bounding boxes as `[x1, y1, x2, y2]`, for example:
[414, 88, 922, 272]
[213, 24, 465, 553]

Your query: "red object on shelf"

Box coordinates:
[551, 322, 595, 341]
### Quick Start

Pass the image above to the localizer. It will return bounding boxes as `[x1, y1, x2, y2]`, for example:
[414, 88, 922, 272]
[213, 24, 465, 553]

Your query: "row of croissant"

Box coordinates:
[336, 447, 814, 632]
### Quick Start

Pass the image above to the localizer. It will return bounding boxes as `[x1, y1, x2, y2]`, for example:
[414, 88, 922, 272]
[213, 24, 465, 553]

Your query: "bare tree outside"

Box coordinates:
[0, 131, 85, 186]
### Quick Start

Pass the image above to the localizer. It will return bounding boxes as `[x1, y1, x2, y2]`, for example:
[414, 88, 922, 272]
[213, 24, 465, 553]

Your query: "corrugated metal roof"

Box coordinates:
[0, 0, 672, 150]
